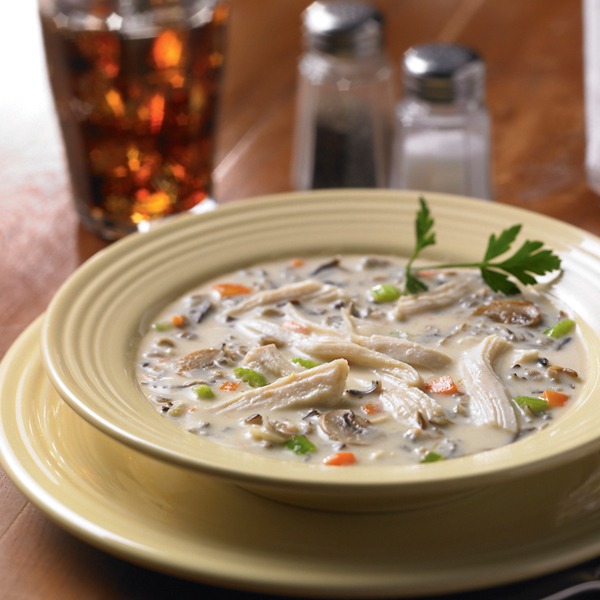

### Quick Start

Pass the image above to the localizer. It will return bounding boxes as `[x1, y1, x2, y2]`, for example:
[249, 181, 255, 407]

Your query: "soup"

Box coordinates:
[136, 254, 583, 466]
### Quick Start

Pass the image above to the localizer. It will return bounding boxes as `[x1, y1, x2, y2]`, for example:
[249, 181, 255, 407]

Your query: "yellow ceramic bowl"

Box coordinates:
[40, 190, 600, 512]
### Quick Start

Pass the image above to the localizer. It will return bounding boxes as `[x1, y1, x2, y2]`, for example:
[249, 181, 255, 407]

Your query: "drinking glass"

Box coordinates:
[39, 0, 230, 240]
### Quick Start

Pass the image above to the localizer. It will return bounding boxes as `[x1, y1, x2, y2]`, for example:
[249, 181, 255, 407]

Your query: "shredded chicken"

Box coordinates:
[283, 302, 347, 337]
[241, 344, 296, 379]
[352, 334, 452, 369]
[459, 334, 518, 434]
[378, 370, 449, 427]
[233, 317, 296, 347]
[211, 358, 349, 413]
[394, 274, 476, 320]
[224, 280, 340, 317]
[295, 338, 422, 386]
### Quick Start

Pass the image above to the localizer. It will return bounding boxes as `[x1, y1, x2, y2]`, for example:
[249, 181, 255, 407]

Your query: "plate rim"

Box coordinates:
[3, 317, 600, 597]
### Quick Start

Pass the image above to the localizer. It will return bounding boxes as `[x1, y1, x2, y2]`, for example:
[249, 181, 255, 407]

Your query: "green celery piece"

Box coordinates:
[514, 396, 549, 414]
[284, 435, 317, 455]
[421, 451, 443, 463]
[544, 319, 575, 339]
[292, 357, 320, 369]
[233, 367, 268, 388]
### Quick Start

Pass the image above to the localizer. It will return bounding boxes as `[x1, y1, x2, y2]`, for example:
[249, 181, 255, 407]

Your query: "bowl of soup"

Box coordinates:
[40, 190, 600, 512]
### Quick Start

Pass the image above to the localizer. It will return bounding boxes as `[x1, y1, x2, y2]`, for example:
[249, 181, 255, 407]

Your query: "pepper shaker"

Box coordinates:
[390, 42, 492, 199]
[292, 0, 395, 190]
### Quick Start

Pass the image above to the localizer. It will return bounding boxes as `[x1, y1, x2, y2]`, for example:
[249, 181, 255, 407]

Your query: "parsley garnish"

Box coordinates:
[403, 197, 562, 295]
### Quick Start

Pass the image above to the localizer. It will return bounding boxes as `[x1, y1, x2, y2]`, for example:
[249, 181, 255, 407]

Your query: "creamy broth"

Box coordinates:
[136, 255, 583, 466]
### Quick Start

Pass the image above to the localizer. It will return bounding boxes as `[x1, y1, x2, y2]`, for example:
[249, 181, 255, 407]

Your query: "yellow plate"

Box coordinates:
[5, 319, 600, 596]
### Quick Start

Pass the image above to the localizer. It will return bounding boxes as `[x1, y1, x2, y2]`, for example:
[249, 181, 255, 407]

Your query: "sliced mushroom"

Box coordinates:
[547, 364, 579, 380]
[320, 409, 381, 446]
[173, 348, 222, 375]
[472, 299, 541, 326]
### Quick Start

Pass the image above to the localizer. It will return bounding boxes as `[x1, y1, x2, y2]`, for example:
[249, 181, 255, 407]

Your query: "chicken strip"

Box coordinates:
[378, 370, 449, 427]
[459, 334, 518, 434]
[352, 334, 452, 369]
[224, 279, 339, 317]
[241, 344, 296, 379]
[295, 338, 422, 386]
[211, 358, 349, 413]
[394, 274, 476, 320]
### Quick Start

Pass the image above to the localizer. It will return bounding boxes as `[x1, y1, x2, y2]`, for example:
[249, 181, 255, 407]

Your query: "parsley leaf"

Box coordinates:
[484, 225, 521, 262]
[404, 198, 436, 294]
[413, 197, 436, 257]
[402, 199, 562, 295]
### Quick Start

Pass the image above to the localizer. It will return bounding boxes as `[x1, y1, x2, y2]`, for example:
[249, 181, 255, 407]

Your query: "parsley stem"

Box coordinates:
[416, 262, 482, 271]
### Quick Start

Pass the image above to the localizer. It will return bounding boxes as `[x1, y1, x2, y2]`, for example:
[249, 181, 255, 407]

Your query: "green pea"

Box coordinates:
[371, 283, 401, 303]
[193, 384, 214, 400]
[233, 367, 268, 388]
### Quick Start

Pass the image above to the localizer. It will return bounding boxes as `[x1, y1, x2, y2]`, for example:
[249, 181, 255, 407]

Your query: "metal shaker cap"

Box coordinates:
[302, 1, 384, 58]
[402, 42, 485, 103]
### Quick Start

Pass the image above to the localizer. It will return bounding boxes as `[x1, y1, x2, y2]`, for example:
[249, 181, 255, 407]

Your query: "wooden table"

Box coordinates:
[2, 0, 600, 598]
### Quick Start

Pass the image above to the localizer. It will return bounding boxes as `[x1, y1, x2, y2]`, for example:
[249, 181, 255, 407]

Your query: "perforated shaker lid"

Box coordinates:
[302, 1, 384, 57]
[402, 42, 485, 103]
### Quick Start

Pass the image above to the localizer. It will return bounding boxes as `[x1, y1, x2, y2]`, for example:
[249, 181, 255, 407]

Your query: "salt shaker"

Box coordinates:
[292, 0, 395, 190]
[390, 42, 492, 199]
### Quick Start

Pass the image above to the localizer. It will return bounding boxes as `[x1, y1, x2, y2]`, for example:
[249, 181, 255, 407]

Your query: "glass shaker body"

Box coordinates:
[390, 42, 492, 200]
[293, 51, 394, 189]
[292, 1, 395, 190]
[391, 95, 491, 198]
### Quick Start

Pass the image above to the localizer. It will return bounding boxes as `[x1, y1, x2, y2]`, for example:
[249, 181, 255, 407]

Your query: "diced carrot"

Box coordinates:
[423, 375, 459, 395]
[540, 389, 569, 407]
[362, 402, 382, 415]
[220, 381, 240, 391]
[282, 320, 311, 334]
[213, 283, 252, 297]
[290, 258, 305, 268]
[171, 314, 187, 328]
[323, 451, 356, 466]
[414, 269, 440, 278]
